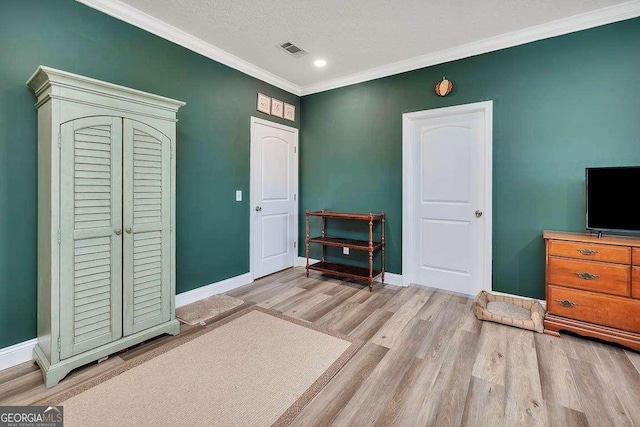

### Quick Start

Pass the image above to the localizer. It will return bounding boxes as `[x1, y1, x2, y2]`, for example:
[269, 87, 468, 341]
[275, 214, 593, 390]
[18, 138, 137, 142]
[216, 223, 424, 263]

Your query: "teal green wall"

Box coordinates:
[1, 1, 638, 351]
[300, 18, 640, 299]
[0, 0, 299, 349]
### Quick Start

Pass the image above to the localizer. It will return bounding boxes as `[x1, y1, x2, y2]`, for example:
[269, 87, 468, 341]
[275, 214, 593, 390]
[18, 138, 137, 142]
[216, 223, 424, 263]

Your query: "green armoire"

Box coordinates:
[27, 66, 185, 388]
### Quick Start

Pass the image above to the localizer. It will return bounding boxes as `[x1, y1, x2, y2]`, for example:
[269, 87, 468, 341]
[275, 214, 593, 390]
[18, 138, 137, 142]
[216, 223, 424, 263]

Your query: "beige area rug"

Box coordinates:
[176, 294, 244, 325]
[51, 307, 362, 427]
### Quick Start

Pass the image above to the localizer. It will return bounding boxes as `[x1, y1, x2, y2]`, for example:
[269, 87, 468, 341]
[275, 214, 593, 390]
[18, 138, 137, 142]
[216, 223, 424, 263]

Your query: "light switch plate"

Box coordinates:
[343, 247, 349, 255]
[236, 190, 242, 201]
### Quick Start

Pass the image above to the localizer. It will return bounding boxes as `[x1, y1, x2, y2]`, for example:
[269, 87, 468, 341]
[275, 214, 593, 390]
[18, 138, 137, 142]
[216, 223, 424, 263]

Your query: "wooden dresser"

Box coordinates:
[543, 230, 640, 351]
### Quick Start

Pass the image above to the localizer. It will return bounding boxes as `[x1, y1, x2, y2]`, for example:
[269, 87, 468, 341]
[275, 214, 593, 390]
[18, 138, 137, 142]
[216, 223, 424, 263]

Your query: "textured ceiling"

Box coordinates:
[119, 0, 630, 89]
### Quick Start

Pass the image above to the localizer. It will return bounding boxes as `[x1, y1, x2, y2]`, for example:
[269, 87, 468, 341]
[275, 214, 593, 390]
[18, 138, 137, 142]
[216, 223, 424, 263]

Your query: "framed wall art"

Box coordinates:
[271, 98, 284, 118]
[257, 93, 271, 114]
[284, 103, 295, 121]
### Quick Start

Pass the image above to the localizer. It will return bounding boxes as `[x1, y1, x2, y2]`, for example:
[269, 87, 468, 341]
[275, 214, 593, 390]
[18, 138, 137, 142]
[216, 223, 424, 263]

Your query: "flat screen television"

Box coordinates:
[586, 166, 640, 235]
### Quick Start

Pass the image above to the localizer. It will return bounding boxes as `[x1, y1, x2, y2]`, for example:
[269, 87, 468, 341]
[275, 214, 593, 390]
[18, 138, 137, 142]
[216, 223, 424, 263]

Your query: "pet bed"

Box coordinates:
[473, 290, 546, 333]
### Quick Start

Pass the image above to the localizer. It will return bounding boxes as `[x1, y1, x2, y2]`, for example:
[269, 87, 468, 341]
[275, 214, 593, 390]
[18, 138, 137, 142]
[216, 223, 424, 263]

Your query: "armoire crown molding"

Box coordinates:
[77, 0, 640, 97]
[27, 66, 185, 116]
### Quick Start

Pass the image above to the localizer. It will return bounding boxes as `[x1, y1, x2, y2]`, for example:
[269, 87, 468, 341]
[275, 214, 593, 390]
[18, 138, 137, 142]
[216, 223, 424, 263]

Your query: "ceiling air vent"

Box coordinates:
[278, 41, 308, 58]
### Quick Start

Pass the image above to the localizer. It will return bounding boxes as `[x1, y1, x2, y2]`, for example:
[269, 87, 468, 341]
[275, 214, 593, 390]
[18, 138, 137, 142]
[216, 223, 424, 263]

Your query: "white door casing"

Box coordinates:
[402, 101, 493, 296]
[250, 117, 298, 279]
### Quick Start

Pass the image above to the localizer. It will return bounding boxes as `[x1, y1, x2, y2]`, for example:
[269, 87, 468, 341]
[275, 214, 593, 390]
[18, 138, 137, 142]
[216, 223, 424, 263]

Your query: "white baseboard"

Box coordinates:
[175, 272, 253, 308]
[295, 257, 405, 287]
[381, 272, 404, 287]
[295, 256, 313, 267]
[0, 338, 37, 371]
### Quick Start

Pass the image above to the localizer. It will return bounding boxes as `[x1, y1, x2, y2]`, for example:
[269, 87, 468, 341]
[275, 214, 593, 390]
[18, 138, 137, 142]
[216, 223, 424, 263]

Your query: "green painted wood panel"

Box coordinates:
[0, 0, 299, 349]
[299, 17, 640, 300]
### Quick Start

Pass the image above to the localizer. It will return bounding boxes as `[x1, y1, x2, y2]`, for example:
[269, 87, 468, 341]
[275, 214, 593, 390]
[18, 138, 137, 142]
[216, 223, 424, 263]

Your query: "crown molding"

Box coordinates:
[299, 0, 640, 95]
[76, 0, 302, 95]
[77, 0, 640, 98]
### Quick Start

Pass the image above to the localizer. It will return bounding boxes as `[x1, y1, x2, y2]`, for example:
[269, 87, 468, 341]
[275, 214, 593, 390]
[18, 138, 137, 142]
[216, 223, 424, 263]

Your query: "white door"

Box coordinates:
[403, 101, 492, 295]
[59, 116, 123, 359]
[122, 119, 172, 335]
[251, 117, 298, 279]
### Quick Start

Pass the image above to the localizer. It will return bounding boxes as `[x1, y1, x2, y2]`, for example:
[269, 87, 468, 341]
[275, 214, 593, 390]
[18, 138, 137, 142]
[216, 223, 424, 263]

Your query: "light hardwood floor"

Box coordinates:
[2, 267, 640, 426]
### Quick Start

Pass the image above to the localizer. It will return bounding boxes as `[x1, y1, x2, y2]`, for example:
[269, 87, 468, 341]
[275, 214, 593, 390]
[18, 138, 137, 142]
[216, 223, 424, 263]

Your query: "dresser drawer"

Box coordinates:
[547, 257, 630, 296]
[633, 248, 640, 266]
[547, 286, 640, 333]
[548, 240, 630, 264]
[633, 267, 640, 299]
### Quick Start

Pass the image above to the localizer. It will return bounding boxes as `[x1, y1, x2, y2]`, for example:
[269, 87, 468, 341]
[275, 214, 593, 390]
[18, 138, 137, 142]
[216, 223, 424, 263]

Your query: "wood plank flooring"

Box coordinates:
[2, 267, 640, 426]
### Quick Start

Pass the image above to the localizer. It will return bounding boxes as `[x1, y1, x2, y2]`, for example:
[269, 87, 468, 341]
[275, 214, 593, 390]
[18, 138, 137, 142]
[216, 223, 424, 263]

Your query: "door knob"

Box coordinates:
[255, 206, 262, 212]
[475, 210, 483, 218]
[125, 227, 132, 234]
[114, 229, 122, 235]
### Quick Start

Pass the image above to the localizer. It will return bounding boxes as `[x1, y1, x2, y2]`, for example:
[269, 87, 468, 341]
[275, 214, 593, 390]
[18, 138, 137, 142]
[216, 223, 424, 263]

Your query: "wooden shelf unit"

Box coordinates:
[543, 230, 640, 351]
[305, 210, 385, 291]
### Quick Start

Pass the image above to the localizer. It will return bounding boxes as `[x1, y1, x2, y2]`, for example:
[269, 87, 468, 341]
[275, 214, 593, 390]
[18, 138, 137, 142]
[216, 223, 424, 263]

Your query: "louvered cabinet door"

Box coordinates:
[122, 119, 172, 335]
[59, 117, 123, 359]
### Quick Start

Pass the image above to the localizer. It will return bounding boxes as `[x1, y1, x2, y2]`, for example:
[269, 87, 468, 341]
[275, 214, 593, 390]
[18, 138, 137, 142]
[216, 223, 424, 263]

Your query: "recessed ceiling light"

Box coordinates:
[314, 59, 327, 68]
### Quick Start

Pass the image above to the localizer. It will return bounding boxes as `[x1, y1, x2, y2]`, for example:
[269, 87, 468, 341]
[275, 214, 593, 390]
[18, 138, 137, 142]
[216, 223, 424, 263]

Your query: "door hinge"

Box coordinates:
[170, 145, 173, 159]
[294, 193, 297, 201]
[293, 241, 297, 249]
[294, 146, 297, 154]
[57, 228, 61, 245]
[57, 336, 61, 353]
[58, 133, 61, 149]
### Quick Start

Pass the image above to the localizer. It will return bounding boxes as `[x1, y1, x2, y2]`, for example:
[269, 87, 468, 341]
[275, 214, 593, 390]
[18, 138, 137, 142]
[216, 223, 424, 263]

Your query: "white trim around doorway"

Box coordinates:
[249, 117, 299, 281]
[401, 101, 493, 291]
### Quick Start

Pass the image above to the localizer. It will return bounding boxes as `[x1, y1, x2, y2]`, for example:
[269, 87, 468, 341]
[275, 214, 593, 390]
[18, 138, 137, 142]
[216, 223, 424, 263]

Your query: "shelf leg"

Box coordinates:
[321, 214, 326, 263]
[369, 216, 374, 292]
[305, 211, 310, 277]
[381, 212, 385, 284]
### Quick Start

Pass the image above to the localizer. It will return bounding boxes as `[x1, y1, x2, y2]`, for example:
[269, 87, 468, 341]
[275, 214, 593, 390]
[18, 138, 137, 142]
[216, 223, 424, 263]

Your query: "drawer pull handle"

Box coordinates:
[576, 271, 599, 280]
[556, 299, 577, 308]
[577, 248, 598, 256]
